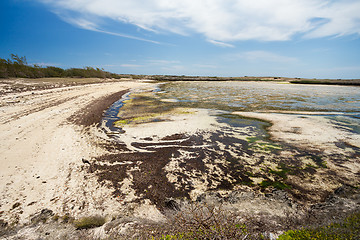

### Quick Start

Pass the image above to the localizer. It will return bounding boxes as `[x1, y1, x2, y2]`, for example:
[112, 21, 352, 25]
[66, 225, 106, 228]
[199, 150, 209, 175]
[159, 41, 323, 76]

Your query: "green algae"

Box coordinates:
[114, 114, 159, 127]
[114, 89, 196, 128]
[246, 137, 282, 152]
[260, 180, 291, 190]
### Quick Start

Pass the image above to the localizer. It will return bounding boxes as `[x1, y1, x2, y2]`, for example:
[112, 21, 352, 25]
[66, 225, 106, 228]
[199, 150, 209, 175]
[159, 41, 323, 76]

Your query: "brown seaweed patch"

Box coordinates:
[92, 147, 190, 209]
[69, 89, 129, 127]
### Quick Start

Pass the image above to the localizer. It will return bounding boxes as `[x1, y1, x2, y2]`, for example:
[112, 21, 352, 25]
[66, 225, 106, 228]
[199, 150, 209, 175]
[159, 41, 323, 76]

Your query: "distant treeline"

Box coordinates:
[0, 54, 122, 79]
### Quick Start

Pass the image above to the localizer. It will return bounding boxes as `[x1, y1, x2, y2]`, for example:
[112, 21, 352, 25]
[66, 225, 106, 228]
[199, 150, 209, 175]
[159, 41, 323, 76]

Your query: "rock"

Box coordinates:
[11, 202, 21, 210]
[333, 184, 358, 198]
[164, 199, 180, 211]
[196, 192, 223, 204]
[0, 219, 8, 228]
[30, 209, 54, 224]
[82, 158, 91, 164]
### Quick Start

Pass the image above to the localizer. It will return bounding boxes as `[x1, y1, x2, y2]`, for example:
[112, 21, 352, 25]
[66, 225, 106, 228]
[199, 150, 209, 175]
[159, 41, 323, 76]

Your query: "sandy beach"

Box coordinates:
[0, 80, 156, 225]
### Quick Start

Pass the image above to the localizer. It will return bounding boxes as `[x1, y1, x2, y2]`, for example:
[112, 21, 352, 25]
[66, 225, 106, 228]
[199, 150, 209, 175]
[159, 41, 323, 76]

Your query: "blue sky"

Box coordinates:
[1, 0, 360, 78]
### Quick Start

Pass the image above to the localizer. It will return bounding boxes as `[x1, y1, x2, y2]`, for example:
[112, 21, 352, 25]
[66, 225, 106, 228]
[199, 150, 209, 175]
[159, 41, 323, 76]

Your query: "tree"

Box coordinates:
[10, 54, 27, 65]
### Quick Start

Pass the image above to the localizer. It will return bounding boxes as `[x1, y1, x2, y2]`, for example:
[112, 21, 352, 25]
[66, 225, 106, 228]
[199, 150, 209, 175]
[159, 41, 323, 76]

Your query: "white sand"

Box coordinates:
[0, 80, 154, 224]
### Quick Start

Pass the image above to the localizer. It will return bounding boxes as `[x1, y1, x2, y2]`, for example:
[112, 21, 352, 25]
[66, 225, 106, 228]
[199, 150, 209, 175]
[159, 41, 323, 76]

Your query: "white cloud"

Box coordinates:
[39, 0, 360, 43]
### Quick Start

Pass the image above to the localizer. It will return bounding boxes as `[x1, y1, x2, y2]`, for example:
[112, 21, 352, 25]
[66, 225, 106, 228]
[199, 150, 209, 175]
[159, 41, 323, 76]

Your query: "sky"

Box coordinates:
[1, 0, 360, 78]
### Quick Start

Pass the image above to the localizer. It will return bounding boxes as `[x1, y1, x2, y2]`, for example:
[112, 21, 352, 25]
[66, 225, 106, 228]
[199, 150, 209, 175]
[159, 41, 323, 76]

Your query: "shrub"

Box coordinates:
[278, 211, 360, 239]
[73, 216, 106, 230]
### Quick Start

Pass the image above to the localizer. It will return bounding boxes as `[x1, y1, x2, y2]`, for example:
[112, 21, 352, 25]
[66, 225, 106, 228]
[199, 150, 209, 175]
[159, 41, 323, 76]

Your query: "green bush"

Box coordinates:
[0, 54, 121, 79]
[73, 216, 106, 230]
[278, 212, 360, 239]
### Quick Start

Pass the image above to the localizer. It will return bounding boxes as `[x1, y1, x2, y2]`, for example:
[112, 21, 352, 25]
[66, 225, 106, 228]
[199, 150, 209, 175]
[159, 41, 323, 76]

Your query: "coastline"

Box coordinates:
[1, 78, 359, 239]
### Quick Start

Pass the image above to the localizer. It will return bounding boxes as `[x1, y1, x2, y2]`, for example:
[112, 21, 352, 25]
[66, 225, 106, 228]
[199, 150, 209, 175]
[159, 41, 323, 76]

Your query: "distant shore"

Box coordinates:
[2, 75, 360, 87]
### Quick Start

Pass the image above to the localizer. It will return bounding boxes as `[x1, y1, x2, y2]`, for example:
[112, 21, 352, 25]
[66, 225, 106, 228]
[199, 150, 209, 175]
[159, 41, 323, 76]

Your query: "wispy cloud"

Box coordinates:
[193, 64, 218, 69]
[31, 62, 59, 67]
[39, 0, 360, 43]
[207, 40, 234, 48]
[120, 64, 142, 68]
[104, 63, 142, 68]
[54, 10, 162, 44]
[230, 51, 298, 63]
[147, 60, 181, 65]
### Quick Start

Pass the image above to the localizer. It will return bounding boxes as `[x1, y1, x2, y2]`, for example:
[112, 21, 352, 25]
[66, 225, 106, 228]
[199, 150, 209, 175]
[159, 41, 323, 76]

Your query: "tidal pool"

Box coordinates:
[160, 81, 360, 112]
[96, 81, 360, 206]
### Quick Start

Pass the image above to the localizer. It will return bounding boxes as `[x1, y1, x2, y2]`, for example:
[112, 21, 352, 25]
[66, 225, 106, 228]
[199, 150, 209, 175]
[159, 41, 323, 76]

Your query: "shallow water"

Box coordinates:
[96, 81, 360, 203]
[160, 81, 360, 112]
[159, 81, 360, 134]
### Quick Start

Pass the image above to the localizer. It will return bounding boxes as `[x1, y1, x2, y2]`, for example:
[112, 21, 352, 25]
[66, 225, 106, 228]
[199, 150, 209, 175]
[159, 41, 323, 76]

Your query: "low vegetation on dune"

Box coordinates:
[0, 54, 122, 79]
[277, 211, 360, 240]
[3, 54, 359, 86]
[105, 202, 360, 239]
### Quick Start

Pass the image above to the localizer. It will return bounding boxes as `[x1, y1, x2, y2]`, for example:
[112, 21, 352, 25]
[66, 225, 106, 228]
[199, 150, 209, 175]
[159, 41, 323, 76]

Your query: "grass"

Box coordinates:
[73, 216, 106, 230]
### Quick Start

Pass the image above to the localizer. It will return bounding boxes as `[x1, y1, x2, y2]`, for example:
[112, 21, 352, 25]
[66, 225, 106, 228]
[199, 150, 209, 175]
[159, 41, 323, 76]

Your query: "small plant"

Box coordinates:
[278, 211, 360, 239]
[73, 216, 106, 230]
[143, 203, 253, 239]
[260, 180, 291, 190]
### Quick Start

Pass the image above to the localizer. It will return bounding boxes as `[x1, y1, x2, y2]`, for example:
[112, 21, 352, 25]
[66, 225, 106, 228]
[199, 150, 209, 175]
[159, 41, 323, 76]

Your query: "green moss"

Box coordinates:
[114, 119, 130, 126]
[269, 164, 293, 179]
[246, 136, 282, 152]
[114, 114, 159, 127]
[310, 155, 327, 168]
[306, 163, 319, 169]
[260, 180, 291, 190]
[249, 141, 282, 152]
[241, 181, 254, 186]
[246, 136, 260, 143]
[269, 168, 289, 179]
[278, 211, 360, 239]
[257, 142, 282, 151]
[73, 216, 106, 230]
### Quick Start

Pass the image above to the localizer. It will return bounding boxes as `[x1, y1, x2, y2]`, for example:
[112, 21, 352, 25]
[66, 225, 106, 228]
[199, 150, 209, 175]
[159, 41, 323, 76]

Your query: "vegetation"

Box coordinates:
[130, 203, 257, 240]
[0, 54, 121, 79]
[290, 79, 360, 86]
[3, 54, 359, 85]
[278, 211, 360, 239]
[73, 216, 106, 230]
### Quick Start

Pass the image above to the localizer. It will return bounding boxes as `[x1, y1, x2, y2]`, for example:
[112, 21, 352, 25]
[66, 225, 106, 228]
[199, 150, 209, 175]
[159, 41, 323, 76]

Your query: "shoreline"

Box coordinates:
[1, 79, 359, 239]
[0, 80, 154, 225]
